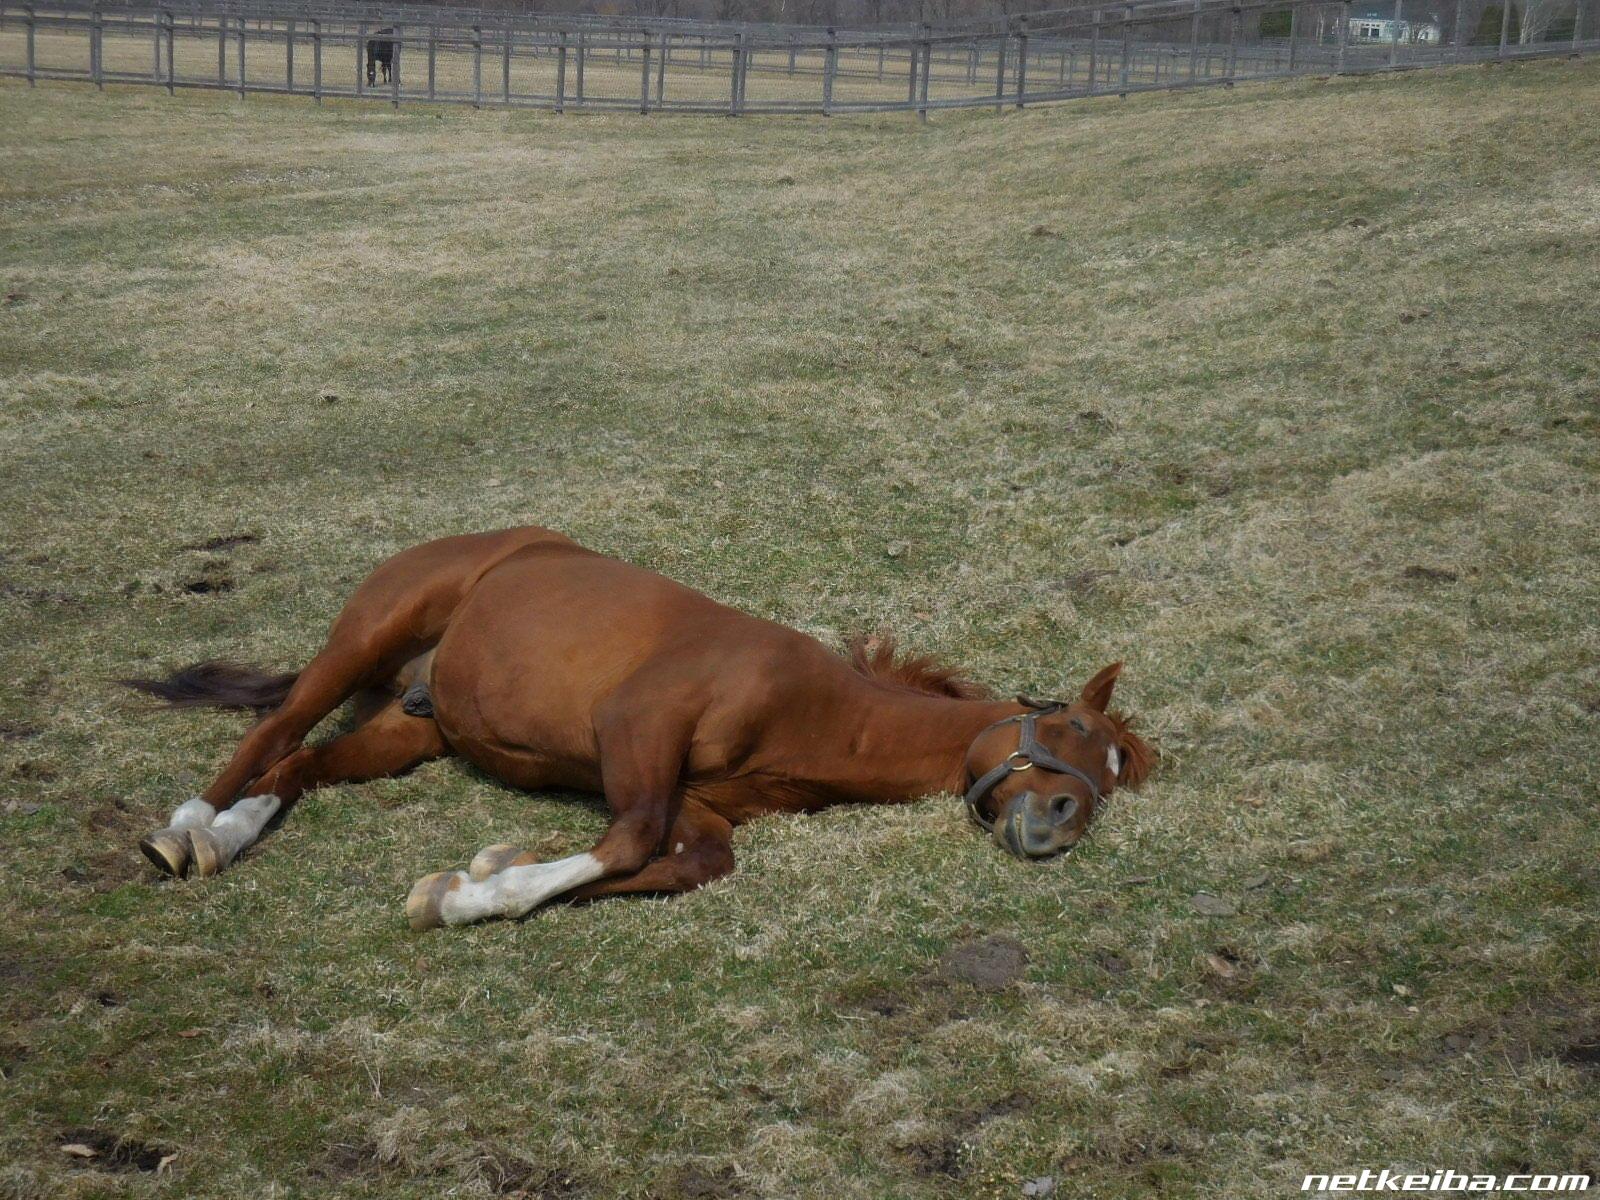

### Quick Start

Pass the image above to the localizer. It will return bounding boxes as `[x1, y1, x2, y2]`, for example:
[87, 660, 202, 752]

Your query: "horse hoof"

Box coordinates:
[468, 843, 533, 881]
[188, 827, 227, 878]
[406, 871, 462, 931]
[140, 830, 191, 877]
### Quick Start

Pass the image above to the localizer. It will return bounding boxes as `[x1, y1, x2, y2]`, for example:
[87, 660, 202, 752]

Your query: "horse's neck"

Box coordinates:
[800, 686, 1024, 805]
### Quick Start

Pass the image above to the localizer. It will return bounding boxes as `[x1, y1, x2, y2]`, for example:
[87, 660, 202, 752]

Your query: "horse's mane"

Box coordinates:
[846, 632, 993, 701]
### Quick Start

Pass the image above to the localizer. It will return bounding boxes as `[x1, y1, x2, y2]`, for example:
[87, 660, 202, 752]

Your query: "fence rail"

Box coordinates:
[1, 0, 1593, 116]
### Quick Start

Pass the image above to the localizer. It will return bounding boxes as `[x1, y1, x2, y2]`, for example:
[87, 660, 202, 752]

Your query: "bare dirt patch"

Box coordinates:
[56, 1127, 173, 1173]
[938, 935, 1030, 991]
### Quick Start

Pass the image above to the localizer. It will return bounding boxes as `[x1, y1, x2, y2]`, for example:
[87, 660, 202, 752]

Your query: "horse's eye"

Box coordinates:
[1069, 717, 1088, 735]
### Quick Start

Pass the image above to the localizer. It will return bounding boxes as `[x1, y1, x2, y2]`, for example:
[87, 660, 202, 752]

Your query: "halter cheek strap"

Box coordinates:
[963, 703, 1105, 833]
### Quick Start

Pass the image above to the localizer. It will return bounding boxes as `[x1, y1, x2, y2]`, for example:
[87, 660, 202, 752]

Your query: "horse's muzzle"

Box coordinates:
[996, 792, 1087, 859]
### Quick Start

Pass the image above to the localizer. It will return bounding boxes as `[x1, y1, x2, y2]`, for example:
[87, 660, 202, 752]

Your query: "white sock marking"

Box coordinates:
[206, 793, 281, 864]
[168, 797, 217, 830]
[440, 852, 605, 925]
[1106, 746, 1122, 779]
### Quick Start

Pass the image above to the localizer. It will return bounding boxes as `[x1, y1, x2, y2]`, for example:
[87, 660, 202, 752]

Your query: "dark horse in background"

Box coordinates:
[125, 527, 1154, 931]
[366, 27, 396, 86]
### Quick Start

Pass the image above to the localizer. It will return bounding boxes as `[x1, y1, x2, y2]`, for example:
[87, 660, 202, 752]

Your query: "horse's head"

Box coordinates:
[963, 663, 1153, 859]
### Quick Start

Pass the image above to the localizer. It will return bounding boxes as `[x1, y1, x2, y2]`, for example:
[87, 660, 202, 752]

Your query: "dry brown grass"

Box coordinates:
[1, 57, 1598, 1199]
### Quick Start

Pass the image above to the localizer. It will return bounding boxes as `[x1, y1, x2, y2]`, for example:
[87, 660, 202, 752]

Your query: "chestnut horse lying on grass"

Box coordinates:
[126, 527, 1153, 931]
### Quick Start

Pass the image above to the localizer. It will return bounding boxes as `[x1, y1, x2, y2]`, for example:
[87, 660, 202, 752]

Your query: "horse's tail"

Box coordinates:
[120, 661, 299, 713]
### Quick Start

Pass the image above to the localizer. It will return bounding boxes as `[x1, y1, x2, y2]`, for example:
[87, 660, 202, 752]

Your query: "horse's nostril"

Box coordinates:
[1050, 795, 1079, 825]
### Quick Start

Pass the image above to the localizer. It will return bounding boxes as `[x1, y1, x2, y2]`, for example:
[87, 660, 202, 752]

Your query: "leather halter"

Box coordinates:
[963, 700, 1105, 833]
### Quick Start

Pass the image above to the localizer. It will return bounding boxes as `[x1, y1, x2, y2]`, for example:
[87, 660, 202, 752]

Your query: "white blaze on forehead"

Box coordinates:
[439, 852, 605, 926]
[1106, 745, 1122, 778]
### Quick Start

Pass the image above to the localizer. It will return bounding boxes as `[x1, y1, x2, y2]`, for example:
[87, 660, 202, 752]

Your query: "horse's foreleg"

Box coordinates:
[406, 706, 693, 930]
[465, 800, 734, 892]
[183, 701, 449, 877]
[565, 803, 734, 901]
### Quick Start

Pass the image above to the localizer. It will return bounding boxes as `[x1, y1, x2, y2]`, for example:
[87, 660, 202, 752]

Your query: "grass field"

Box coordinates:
[2, 58, 1598, 1200]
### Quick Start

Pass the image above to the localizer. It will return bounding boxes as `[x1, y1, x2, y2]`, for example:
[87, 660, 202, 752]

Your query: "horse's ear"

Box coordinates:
[1109, 714, 1154, 790]
[1078, 662, 1122, 713]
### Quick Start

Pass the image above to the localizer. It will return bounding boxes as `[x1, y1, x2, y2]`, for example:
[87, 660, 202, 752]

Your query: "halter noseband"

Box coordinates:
[963, 699, 1105, 833]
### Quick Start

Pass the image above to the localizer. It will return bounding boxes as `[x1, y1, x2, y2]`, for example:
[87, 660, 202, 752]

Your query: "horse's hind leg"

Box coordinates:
[186, 700, 449, 875]
[141, 641, 412, 878]
[141, 528, 565, 877]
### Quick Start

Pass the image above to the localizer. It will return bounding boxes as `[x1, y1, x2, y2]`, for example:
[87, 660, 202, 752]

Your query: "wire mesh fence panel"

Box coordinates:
[921, 36, 998, 104]
[828, 39, 915, 108]
[19, 12, 90, 74]
[166, 18, 210, 84]
[564, 31, 640, 108]
[657, 34, 737, 110]
[502, 30, 558, 105]
[735, 42, 820, 108]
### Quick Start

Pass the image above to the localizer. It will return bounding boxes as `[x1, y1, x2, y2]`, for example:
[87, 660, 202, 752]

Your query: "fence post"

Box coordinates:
[357, 20, 366, 93]
[472, 23, 481, 107]
[502, 24, 511, 104]
[1288, 3, 1299, 69]
[823, 26, 836, 114]
[1120, 4, 1132, 94]
[91, 4, 103, 89]
[286, 17, 295, 92]
[638, 32, 650, 112]
[153, 8, 162, 80]
[427, 22, 436, 100]
[1337, 0, 1350, 71]
[575, 31, 585, 103]
[656, 32, 667, 107]
[917, 26, 930, 122]
[216, 10, 226, 88]
[25, 4, 34, 86]
[312, 18, 321, 102]
[1016, 15, 1028, 106]
[1226, 3, 1239, 82]
[555, 28, 565, 111]
[237, 14, 245, 96]
[1188, 0, 1200, 80]
[1089, 7, 1101, 90]
[1389, 0, 1402, 65]
[994, 21, 1008, 111]
[391, 22, 400, 106]
[1574, 0, 1585, 45]
[1498, 0, 1511, 56]
[165, 9, 175, 92]
[730, 30, 743, 115]
[906, 33, 918, 103]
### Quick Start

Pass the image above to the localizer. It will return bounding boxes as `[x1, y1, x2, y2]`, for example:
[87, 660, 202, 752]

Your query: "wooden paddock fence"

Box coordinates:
[1, 0, 1594, 117]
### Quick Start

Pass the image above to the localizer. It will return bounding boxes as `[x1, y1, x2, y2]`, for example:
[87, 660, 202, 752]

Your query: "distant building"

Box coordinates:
[1344, 5, 1444, 41]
